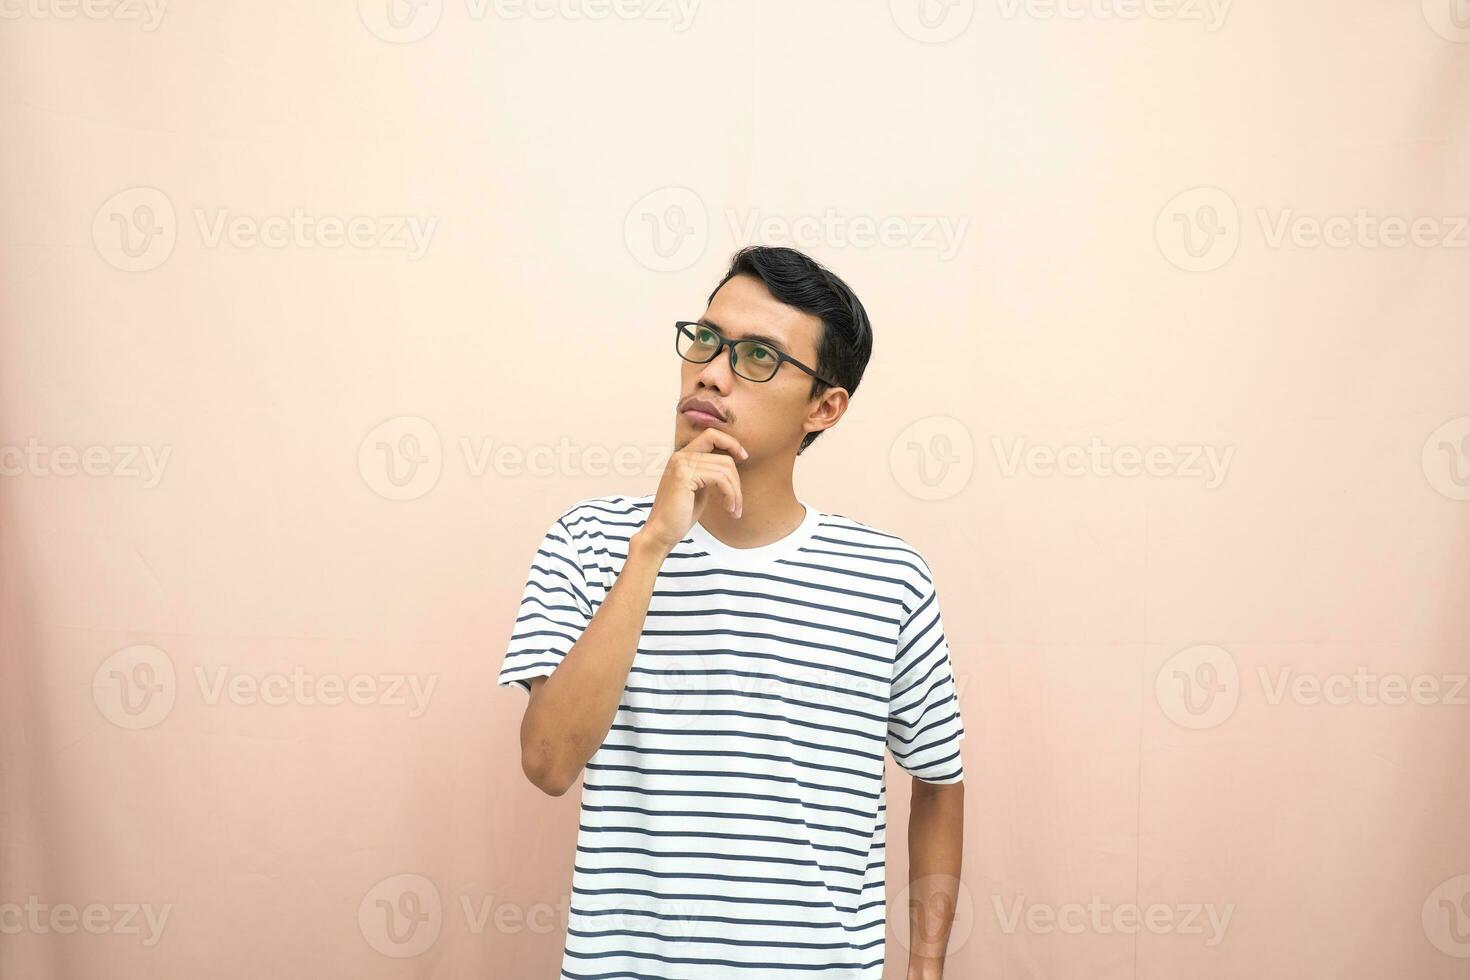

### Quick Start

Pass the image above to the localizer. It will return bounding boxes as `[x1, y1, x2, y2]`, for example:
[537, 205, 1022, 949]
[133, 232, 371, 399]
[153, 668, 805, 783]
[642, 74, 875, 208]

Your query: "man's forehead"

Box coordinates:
[703, 278, 822, 354]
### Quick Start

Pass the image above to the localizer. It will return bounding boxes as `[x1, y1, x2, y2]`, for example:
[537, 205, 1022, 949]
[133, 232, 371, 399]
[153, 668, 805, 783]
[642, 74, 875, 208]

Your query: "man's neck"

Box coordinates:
[696, 459, 805, 549]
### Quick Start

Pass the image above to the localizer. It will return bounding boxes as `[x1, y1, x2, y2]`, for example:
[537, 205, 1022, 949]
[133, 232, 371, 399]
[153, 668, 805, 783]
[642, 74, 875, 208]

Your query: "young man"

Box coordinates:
[498, 246, 966, 979]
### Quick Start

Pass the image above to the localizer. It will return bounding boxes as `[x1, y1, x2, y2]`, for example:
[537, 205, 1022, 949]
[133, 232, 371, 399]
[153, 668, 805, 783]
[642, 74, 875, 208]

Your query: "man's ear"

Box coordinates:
[805, 387, 849, 436]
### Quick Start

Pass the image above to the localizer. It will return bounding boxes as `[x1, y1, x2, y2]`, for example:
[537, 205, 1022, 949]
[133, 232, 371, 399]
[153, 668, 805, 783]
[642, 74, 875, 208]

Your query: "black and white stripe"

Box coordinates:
[499, 494, 967, 978]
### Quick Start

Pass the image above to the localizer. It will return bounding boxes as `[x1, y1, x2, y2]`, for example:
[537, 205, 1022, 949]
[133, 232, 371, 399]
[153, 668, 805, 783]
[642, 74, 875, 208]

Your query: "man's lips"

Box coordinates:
[682, 408, 726, 426]
[681, 398, 727, 426]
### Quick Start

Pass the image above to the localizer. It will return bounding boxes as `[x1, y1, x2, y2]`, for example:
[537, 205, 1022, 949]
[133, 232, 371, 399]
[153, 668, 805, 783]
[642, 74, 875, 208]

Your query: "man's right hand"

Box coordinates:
[639, 428, 749, 553]
[517, 427, 748, 796]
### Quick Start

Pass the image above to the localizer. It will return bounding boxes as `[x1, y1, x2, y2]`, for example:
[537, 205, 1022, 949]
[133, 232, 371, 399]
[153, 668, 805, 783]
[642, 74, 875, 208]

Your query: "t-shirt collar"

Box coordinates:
[683, 499, 820, 567]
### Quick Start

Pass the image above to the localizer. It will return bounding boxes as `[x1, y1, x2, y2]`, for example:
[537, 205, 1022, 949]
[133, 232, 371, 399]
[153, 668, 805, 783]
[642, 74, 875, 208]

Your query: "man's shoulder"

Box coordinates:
[817, 508, 935, 583]
[549, 492, 655, 533]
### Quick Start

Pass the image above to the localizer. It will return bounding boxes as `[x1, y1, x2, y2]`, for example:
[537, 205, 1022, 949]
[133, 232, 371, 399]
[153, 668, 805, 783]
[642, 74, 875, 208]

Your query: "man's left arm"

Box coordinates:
[905, 777, 964, 980]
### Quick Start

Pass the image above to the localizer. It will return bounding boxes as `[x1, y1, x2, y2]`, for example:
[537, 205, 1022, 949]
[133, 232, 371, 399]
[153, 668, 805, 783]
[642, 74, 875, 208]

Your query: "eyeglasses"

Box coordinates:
[674, 321, 837, 386]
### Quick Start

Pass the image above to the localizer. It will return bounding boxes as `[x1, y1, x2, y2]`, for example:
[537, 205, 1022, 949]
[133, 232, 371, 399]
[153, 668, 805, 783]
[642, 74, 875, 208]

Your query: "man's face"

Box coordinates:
[675, 273, 831, 460]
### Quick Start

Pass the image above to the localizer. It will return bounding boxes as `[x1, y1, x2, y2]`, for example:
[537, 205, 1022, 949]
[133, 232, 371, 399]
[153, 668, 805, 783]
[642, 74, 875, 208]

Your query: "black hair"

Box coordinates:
[706, 246, 873, 455]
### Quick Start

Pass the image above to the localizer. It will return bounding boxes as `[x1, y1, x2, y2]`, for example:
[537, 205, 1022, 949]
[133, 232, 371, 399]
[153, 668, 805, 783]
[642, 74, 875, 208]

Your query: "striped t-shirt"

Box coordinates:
[498, 493, 967, 979]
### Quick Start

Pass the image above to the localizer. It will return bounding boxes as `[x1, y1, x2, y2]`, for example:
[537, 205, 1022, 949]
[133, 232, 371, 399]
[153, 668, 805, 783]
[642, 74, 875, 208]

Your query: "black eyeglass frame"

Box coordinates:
[674, 321, 838, 387]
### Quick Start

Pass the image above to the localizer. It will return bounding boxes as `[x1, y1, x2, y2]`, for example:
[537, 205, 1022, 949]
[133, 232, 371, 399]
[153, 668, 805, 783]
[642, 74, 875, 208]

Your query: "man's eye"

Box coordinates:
[696, 329, 716, 343]
[748, 345, 772, 361]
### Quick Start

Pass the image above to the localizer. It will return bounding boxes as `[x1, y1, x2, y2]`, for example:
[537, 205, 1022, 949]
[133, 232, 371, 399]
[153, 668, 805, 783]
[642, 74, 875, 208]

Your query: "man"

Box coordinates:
[498, 245, 966, 979]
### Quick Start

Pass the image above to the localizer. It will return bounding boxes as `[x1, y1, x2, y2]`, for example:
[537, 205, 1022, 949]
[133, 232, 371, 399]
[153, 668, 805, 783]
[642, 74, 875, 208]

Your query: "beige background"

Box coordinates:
[3, 1, 1469, 977]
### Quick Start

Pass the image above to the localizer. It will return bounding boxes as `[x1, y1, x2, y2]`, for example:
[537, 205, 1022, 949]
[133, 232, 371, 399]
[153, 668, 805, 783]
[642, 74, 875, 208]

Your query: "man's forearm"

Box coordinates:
[519, 530, 670, 794]
[906, 779, 965, 978]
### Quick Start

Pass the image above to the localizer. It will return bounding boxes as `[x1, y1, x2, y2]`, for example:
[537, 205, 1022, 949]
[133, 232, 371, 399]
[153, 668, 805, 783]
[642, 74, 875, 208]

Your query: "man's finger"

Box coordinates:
[685, 427, 748, 460]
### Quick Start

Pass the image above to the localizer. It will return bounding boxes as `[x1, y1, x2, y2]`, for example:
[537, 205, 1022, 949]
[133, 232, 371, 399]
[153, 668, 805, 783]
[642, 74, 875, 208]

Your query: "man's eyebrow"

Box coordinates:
[696, 317, 791, 353]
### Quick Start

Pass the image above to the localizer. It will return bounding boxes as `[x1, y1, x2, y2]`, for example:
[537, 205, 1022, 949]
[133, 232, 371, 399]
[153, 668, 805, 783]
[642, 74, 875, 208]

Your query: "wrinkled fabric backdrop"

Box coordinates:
[2, 1, 1468, 978]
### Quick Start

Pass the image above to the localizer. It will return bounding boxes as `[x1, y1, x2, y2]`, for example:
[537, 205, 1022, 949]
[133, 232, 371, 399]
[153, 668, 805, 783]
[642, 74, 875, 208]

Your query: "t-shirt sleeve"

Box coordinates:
[497, 512, 594, 694]
[887, 564, 967, 784]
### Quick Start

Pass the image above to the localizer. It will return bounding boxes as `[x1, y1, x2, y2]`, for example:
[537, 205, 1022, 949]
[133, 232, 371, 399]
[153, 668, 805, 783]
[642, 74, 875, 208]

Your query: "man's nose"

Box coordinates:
[695, 347, 735, 390]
